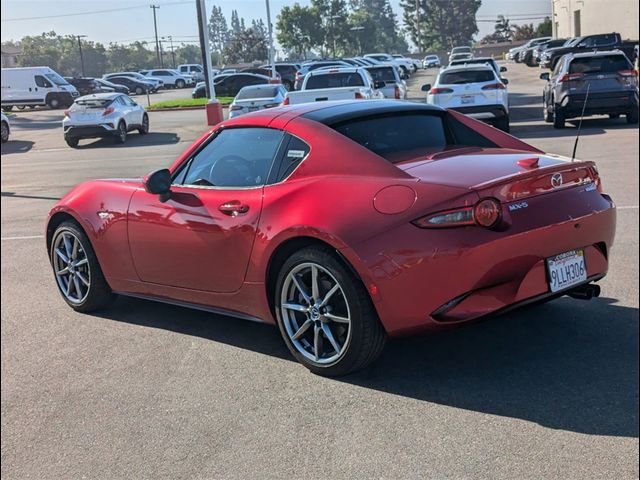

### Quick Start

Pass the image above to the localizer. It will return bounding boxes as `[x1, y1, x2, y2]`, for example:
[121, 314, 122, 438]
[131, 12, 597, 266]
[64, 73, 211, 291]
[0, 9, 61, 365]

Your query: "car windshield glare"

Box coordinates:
[45, 73, 69, 86]
[236, 86, 279, 100]
[366, 67, 396, 82]
[74, 98, 113, 108]
[440, 70, 495, 84]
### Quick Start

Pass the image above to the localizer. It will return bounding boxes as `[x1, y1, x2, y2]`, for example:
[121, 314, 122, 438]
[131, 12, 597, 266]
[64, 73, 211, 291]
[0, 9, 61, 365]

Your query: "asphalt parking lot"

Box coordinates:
[1, 63, 638, 479]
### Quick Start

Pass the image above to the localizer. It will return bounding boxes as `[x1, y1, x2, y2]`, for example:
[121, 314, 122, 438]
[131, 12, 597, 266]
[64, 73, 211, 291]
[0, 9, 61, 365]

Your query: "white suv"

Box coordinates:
[424, 63, 510, 132]
[140, 69, 193, 88]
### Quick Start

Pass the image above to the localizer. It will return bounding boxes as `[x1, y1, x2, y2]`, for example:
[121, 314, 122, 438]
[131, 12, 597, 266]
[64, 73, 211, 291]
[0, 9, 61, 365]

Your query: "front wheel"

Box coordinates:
[553, 105, 566, 129]
[175, 79, 185, 89]
[543, 99, 553, 123]
[138, 114, 149, 134]
[1, 121, 9, 143]
[65, 136, 79, 148]
[275, 246, 387, 376]
[50, 220, 115, 312]
[135, 86, 144, 95]
[115, 121, 127, 143]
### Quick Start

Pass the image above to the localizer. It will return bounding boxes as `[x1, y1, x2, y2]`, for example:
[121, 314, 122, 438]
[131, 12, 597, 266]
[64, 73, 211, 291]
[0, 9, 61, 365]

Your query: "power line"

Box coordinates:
[1, 1, 192, 22]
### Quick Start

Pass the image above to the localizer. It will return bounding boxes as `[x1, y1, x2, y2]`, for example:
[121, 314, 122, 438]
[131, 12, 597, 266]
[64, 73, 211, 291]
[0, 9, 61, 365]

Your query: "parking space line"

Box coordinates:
[1, 235, 44, 240]
[617, 205, 639, 210]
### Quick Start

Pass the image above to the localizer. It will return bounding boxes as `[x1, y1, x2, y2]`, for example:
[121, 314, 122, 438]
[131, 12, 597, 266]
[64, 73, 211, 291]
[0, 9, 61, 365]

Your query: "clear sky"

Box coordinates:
[1, 0, 552, 50]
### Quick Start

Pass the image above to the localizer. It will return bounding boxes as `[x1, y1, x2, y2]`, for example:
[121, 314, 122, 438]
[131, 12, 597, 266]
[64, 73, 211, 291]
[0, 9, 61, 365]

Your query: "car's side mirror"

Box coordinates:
[539, 72, 550, 81]
[144, 168, 172, 203]
[500, 66, 507, 72]
[421, 83, 431, 92]
[373, 80, 386, 89]
[501, 78, 509, 85]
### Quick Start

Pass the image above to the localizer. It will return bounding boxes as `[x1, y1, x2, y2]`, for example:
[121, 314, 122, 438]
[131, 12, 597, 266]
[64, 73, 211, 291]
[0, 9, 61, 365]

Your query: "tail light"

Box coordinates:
[412, 198, 502, 229]
[394, 86, 401, 99]
[282, 97, 290, 105]
[617, 70, 638, 77]
[429, 87, 453, 95]
[354, 92, 365, 99]
[63, 109, 71, 117]
[559, 72, 584, 83]
[102, 107, 115, 116]
[268, 78, 281, 84]
[482, 82, 506, 90]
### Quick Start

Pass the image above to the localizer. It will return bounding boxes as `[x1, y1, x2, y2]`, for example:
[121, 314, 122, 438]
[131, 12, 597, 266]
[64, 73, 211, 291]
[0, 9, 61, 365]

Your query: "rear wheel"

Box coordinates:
[65, 136, 79, 148]
[135, 86, 144, 95]
[50, 220, 115, 312]
[175, 79, 186, 89]
[626, 108, 639, 124]
[2, 106, 13, 112]
[275, 246, 387, 376]
[553, 104, 566, 129]
[46, 94, 61, 109]
[115, 121, 127, 144]
[1, 121, 9, 143]
[16, 105, 26, 110]
[138, 114, 149, 134]
[543, 99, 554, 123]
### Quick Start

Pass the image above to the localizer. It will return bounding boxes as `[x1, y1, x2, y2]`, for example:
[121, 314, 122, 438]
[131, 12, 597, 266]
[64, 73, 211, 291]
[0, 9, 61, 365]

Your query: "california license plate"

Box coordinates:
[461, 95, 475, 104]
[546, 249, 587, 293]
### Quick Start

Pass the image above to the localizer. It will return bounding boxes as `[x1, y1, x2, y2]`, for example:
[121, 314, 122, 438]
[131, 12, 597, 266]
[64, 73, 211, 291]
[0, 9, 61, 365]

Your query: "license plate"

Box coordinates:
[248, 106, 259, 111]
[546, 249, 587, 293]
[461, 95, 475, 104]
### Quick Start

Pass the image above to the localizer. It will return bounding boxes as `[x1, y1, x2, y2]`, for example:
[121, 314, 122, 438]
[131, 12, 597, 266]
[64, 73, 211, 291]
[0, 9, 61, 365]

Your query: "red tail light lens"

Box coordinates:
[429, 87, 453, 94]
[394, 86, 401, 99]
[481, 82, 506, 90]
[354, 92, 365, 99]
[474, 199, 501, 227]
[559, 73, 584, 82]
[617, 69, 638, 77]
[102, 107, 115, 116]
[268, 78, 281, 84]
[282, 97, 290, 105]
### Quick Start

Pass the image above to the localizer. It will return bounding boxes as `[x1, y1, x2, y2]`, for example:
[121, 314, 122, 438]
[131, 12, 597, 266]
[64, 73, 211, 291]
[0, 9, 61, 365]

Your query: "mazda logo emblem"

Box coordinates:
[551, 173, 563, 188]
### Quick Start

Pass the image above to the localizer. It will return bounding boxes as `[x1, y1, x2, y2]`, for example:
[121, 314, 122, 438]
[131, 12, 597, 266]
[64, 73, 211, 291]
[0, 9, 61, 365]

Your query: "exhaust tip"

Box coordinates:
[568, 283, 601, 301]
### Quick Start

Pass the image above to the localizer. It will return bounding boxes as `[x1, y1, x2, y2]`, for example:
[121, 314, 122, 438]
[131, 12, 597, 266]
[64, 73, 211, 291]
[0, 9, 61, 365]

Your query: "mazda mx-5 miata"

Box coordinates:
[46, 100, 616, 375]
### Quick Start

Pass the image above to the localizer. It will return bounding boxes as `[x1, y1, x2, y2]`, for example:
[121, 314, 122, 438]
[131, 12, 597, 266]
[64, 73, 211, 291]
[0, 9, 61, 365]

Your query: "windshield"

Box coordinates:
[74, 98, 113, 108]
[236, 86, 279, 99]
[570, 55, 631, 74]
[440, 69, 495, 84]
[45, 73, 69, 86]
[306, 72, 365, 89]
[365, 67, 397, 82]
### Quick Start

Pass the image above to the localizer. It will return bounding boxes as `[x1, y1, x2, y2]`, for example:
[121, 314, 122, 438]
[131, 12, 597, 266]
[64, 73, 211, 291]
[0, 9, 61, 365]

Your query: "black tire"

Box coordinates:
[543, 98, 554, 123]
[175, 79, 185, 89]
[46, 94, 61, 109]
[553, 104, 566, 129]
[494, 115, 510, 133]
[274, 246, 387, 376]
[115, 121, 127, 144]
[626, 108, 639, 124]
[135, 86, 144, 95]
[49, 220, 115, 312]
[1, 121, 9, 143]
[138, 114, 149, 134]
[2, 106, 13, 112]
[65, 136, 79, 148]
[16, 105, 26, 110]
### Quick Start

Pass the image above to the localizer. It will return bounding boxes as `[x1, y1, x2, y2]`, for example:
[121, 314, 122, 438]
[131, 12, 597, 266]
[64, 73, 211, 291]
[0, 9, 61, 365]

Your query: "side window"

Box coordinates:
[176, 128, 285, 188]
[272, 135, 310, 183]
[595, 34, 615, 46]
[35, 75, 52, 88]
[552, 59, 564, 78]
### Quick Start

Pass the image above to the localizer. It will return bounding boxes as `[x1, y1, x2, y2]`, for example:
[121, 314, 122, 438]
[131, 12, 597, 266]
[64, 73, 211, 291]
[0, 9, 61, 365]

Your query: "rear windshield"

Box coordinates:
[365, 67, 397, 82]
[308, 62, 345, 72]
[236, 86, 279, 99]
[333, 113, 447, 163]
[451, 47, 471, 54]
[569, 55, 631, 74]
[450, 59, 497, 72]
[74, 98, 112, 108]
[440, 70, 495, 84]
[306, 72, 364, 89]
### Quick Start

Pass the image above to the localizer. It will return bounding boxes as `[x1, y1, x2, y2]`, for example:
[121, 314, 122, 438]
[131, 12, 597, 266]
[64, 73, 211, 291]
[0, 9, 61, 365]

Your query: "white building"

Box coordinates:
[551, 0, 639, 39]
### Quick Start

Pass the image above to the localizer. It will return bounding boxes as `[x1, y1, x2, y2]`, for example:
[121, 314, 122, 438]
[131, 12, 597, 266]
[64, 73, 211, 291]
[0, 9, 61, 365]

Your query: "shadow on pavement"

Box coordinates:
[95, 294, 638, 438]
[78, 132, 180, 149]
[1, 191, 62, 201]
[1, 140, 35, 154]
[513, 118, 637, 139]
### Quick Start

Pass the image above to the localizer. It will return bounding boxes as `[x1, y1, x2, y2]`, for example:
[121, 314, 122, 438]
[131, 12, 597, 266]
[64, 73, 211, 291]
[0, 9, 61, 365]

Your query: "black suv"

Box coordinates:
[541, 50, 639, 128]
[64, 77, 102, 96]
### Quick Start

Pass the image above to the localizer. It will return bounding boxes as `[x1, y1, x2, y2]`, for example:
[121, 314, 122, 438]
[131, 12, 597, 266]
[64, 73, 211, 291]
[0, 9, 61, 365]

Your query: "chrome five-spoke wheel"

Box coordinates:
[280, 262, 351, 365]
[52, 230, 90, 304]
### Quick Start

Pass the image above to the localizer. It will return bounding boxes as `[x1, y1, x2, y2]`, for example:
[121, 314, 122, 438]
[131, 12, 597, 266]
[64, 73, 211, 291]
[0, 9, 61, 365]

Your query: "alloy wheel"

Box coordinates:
[52, 231, 90, 304]
[280, 262, 352, 365]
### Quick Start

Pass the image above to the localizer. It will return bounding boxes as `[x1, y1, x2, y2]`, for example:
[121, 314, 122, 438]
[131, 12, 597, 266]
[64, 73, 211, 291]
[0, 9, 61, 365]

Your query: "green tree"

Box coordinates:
[513, 23, 536, 41]
[535, 17, 553, 37]
[348, 0, 408, 54]
[493, 15, 514, 42]
[175, 43, 201, 64]
[276, 4, 322, 59]
[208, 5, 229, 61]
[400, 0, 481, 52]
[312, 0, 351, 57]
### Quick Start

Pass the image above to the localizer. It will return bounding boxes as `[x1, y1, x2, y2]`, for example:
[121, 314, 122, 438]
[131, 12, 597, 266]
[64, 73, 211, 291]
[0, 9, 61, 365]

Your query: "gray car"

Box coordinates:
[364, 64, 407, 99]
[229, 84, 287, 118]
[541, 50, 639, 128]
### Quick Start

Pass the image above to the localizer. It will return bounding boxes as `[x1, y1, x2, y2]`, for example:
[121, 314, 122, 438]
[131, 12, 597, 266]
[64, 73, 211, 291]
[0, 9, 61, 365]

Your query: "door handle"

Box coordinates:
[219, 200, 249, 216]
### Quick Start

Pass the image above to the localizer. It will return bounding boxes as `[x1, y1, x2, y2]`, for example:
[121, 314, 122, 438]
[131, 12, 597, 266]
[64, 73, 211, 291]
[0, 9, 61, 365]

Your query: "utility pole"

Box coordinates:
[265, 0, 277, 81]
[415, 0, 421, 54]
[76, 35, 87, 77]
[150, 5, 161, 67]
[167, 36, 175, 68]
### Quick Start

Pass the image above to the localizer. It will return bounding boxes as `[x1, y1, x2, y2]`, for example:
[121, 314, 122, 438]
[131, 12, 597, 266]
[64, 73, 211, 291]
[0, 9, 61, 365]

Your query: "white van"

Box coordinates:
[177, 64, 205, 82]
[1, 67, 79, 110]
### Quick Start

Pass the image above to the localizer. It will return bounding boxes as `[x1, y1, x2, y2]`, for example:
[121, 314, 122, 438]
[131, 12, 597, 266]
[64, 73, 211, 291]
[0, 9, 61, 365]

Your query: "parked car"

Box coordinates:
[364, 53, 411, 78]
[193, 73, 271, 99]
[46, 100, 616, 375]
[529, 39, 570, 67]
[540, 33, 638, 70]
[64, 77, 103, 96]
[449, 52, 473, 63]
[540, 50, 639, 128]
[140, 69, 193, 88]
[62, 93, 148, 147]
[294, 60, 351, 90]
[450, 46, 472, 56]
[103, 72, 163, 91]
[1, 112, 9, 143]
[364, 64, 407, 99]
[106, 76, 154, 95]
[94, 78, 129, 94]
[240, 67, 282, 82]
[424, 63, 510, 131]
[423, 55, 441, 68]
[285, 67, 385, 105]
[178, 64, 205, 82]
[1, 66, 79, 110]
[229, 84, 287, 118]
[447, 57, 507, 78]
[259, 63, 300, 90]
[391, 54, 418, 72]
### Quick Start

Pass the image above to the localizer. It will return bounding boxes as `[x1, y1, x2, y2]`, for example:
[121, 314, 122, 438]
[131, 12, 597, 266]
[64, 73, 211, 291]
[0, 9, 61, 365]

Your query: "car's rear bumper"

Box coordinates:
[344, 187, 616, 336]
[560, 91, 639, 117]
[64, 124, 118, 139]
[451, 104, 508, 119]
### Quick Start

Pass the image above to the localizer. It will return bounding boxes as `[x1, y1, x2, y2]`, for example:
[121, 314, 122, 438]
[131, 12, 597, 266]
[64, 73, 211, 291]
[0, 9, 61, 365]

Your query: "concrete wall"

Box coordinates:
[552, 0, 639, 40]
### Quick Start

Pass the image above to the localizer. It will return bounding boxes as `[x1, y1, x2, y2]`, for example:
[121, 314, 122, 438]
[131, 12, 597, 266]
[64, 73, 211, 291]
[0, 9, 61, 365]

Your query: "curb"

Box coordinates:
[147, 104, 230, 112]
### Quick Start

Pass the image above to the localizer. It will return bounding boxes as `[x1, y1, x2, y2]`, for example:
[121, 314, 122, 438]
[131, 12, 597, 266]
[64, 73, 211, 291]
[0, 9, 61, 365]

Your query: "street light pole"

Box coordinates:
[350, 26, 364, 56]
[150, 5, 161, 67]
[415, 0, 421, 54]
[168, 35, 175, 68]
[265, 0, 277, 81]
[75, 35, 87, 77]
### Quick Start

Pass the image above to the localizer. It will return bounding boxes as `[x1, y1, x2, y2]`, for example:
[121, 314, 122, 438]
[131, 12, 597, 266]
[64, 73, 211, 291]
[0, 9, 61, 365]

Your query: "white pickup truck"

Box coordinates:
[283, 67, 385, 105]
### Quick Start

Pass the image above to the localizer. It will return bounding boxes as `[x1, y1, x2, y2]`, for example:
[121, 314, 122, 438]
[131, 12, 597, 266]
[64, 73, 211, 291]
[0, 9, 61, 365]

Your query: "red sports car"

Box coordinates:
[46, 101, 616, 375]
